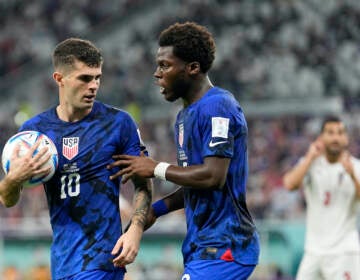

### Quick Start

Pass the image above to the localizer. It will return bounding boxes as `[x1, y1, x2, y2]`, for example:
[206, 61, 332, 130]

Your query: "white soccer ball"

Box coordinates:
[1, 131, 58, 188]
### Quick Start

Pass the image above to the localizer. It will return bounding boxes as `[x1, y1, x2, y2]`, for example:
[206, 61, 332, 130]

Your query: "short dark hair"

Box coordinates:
[52, 38, 103, 70]
[321, 115, 344, 132]
[158, 22, 216, 73]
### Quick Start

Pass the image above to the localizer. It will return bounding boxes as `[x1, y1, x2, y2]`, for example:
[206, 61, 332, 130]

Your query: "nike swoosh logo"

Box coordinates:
[209, 140, 228, 147]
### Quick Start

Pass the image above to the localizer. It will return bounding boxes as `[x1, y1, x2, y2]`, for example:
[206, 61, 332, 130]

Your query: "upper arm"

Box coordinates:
[203, 156, 230, 189]
[199, 105, 235, 160]
[198, 97, 241, 188]
[119, 112, 146, 156]
[170, 95, 240, 189]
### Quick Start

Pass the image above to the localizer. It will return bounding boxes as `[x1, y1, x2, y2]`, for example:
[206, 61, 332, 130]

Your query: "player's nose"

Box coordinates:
[154, 66, 162, 79]
[88, 79, 99, 91]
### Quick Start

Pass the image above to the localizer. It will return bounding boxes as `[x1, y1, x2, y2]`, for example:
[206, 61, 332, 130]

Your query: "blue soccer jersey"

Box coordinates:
[174, 87, 260, 265]
[20, 101, 143, 279]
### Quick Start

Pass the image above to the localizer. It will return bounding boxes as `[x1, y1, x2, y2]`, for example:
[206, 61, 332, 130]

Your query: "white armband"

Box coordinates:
[153, 162, 170, 180]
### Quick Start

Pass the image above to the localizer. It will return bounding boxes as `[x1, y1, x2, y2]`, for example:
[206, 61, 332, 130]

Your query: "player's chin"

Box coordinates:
[81, 101, 95, 109]
[163, 92, 179, 102]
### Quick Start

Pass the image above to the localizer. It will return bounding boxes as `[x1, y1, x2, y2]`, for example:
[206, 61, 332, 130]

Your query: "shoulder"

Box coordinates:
[203, 87, 239, 107]
[198, 87, 246, 125]
[33, 107, 55, 120]
[199, 87, 242, 114]
[312, 156, 325, 166]
[350, 156, 360, 166]
[21, 107, 55, 128]
[96, 102, 135, 121]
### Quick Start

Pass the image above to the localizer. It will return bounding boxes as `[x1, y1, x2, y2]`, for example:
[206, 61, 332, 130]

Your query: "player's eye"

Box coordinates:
[78, 75, 95, 83]
[158, 63, 170, 72]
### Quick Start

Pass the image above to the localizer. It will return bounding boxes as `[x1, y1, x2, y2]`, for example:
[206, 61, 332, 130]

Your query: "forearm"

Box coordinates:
[130, 177, 153, 230]
[283, 155, 313, 191]
[0, 176, 22, 207]
[141, 187, 184, 232]
[125, 187, 183, 232]
[160, 187, 184, 212]
[165, 166, 217, 189]
[110, 155, 229, 189]
[158, 157, 229, 190]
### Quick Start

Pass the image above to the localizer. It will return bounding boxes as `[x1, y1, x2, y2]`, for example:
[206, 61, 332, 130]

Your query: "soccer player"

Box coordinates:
[0, 38, 152, 280]
[283, 116, 360, 280]
[107, 22, 260, 280]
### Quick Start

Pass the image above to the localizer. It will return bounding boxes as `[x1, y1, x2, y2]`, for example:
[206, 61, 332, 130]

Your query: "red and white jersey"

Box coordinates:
[303, 155, 360, 255]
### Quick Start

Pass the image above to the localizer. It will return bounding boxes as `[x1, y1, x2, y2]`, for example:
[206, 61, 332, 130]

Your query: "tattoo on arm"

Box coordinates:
[131, 177, 152, 229]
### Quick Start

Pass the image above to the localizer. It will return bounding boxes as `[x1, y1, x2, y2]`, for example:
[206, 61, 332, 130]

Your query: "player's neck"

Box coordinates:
[183, 77, 213, 107]
[325, 153, 340, 163]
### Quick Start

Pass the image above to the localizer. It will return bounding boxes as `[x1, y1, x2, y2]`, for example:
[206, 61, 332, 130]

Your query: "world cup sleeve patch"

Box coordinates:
[211, 117, 229, 138]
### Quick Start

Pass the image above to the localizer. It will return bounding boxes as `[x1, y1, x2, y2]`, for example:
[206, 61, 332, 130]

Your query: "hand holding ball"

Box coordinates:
[1, 131, 58, 188]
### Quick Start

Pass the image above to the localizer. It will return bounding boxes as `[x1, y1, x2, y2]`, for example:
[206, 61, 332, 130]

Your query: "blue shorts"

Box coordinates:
[182, 260, 256, 280]
[60, 268, 126, 280]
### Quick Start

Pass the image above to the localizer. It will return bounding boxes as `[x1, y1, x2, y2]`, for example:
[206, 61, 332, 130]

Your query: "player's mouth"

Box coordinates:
[83, 94, 96, 102]
[330, 142, 340, 147]
[328, 142, 342, 152]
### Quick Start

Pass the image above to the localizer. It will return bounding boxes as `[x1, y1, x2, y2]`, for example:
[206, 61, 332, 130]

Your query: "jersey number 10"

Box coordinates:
[60, 173, 80, 199]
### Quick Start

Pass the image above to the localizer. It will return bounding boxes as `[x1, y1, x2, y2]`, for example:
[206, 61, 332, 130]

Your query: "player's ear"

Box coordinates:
[187, 62, 200, 75]
[53, 72, 64, 87]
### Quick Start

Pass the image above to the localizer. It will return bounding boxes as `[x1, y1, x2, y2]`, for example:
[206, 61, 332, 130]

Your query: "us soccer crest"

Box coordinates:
[62, 137, 79, 160]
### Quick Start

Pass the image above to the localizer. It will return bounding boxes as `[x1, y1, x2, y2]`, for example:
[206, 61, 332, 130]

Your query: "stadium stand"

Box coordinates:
[1, 0, 360, 279]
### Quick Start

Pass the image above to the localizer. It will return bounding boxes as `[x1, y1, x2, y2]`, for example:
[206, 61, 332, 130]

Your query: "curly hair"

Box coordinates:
[158, 22, 216, 73]
[52, 38, 103, 70]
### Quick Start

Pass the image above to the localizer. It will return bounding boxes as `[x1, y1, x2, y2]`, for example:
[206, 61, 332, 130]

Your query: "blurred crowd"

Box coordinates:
[0, 0, 149, 77]
[1, 0, 360, 105]
[0, 0, 359, 113]
[1, 0, 360, 279]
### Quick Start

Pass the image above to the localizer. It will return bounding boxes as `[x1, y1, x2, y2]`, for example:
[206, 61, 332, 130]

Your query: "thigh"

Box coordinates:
[64, 269, 125, 280]
[182, 260, 256, 280]
[322, 253, 360, 280]
[296, 253, 322, 280]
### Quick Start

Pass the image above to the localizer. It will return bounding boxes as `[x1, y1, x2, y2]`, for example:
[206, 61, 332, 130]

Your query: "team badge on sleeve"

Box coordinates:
[211, 117, 229, 138]
[62, 137, 79, 160]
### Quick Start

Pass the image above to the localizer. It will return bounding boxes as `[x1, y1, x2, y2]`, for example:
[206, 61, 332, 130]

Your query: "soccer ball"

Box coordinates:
[1, 131, 58, 188]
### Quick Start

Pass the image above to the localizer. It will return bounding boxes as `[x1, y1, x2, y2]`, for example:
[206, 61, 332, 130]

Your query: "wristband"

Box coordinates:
[152, 199, 169, 218]
[153, 162, 170, 180]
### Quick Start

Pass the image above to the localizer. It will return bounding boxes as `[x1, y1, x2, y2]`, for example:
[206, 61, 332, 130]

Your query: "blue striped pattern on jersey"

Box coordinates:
[20, 101, 142, 279]
[174, 87, 260, 265]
